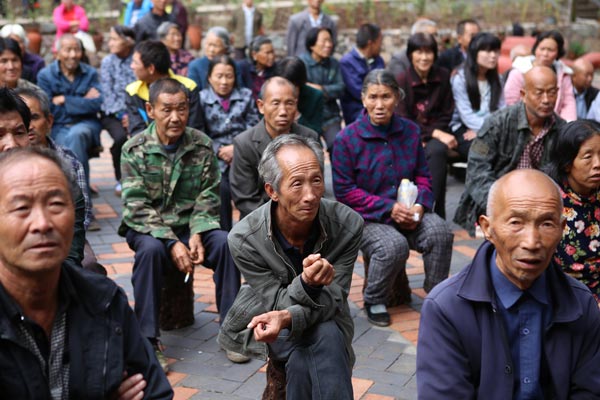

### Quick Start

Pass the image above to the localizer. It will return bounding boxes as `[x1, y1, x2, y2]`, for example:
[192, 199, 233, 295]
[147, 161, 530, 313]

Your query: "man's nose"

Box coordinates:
[1, 134, 18, 151]
[30, 205, 53, 234]
[521, 224, 542, 250]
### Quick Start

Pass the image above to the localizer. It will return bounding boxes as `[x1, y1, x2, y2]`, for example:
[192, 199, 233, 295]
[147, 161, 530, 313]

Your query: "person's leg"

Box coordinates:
[126, 230, 170, 339]
[100, 114, 128, 182]
[285, 320, 353, 400]
[322, 120, 341, 154]
[200, 229, 241, 323]
[405, 213, 454, 293]
[424, 138, 449, 219]
[361, 222, 410, 305]
[219, 169, 233, 231]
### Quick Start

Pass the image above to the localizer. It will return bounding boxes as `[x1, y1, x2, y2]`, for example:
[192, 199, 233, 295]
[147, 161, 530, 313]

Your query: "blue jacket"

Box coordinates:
[417, 241, 600, 399]
[123, 0, 152, 27]
[339, 47, 384, 125]
[37, 61, 103, 128]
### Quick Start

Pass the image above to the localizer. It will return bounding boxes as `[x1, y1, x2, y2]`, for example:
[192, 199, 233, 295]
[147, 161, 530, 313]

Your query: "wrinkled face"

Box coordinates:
[208, 63, 235, 97]
[204, 32, 226, 60]
[253, 43, 275, 69]
[458, 22, 480, 51]
[57, 37, 82, 74]
[147, 91, 189, 145]
[521, 69, 558, 121]
[257, 82, 298, 137]
[0, 111, 29, 152]
[534, 38, 559, 67]
[163, 27, 183, 52]
[476, 48, 500, 73]
[572, 63, 594, 92]
[479, 173, 564, 290]
[108, 28, 130, 57]
[362, 83, 398, 126]
[268, 146, 324, 225]
[0, 157, 74, 276]
[411, 48, 434, 78]
[311, 30, 333, 61]
[567, 134, 600, 196]
[130, 51, 152, 82]
[21, 95, 51, 146]
[0, 50, 21, 88]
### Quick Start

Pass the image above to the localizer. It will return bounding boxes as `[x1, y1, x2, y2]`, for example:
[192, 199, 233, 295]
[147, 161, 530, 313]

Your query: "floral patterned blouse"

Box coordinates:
[170, 49, 194, 77]
[554, 182, 600, 303]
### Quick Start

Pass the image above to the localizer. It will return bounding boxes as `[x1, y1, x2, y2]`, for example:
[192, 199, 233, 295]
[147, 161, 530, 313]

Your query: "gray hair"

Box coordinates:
[361, 69, 404, 100]
[258, 76, 298, 101]
[250, 35, 272, 54]
[258, 134, 324, 193]
[157, 22, 180, 40]
[411, 19, 437, 35]
[0, 24, 28, 46]
[56, 34, 83, 51]
[207, 26, 232, 53]
[14, 87, 52, 118]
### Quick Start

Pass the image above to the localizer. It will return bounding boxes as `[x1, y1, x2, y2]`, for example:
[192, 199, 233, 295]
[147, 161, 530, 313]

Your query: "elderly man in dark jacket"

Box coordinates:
[418, 169, 600, 399]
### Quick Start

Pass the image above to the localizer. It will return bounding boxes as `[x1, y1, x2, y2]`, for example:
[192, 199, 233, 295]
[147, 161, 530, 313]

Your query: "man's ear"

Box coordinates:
[145, 101, 154, 120]
[264, 182, 278, 202]
[478, 214, 492, 241]
[520, 87, 526, 101]
[257, 98, 264, 115]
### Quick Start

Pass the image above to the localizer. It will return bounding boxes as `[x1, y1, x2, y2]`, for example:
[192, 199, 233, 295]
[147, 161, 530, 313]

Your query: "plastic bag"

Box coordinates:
[397, 179, 420, 221]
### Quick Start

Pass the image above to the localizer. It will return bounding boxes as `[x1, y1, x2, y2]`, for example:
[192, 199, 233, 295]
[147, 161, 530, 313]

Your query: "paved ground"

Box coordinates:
[88, 132, 482, 400]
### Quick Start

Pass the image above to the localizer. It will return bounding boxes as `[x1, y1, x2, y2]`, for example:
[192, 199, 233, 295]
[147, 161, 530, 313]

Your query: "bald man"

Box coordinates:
[571, 58, 598, 119]
[454, 66, 566, 235]
[419, 169, 600, 399]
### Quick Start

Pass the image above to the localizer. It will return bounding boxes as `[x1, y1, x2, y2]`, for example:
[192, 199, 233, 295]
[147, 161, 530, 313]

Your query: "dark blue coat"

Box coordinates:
[417, 241, 600, 399]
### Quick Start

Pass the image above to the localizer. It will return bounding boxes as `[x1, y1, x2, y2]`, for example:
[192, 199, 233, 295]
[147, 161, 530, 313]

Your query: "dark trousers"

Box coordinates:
[125, 228, 241, 339]
[268, 320, 353, 400]
[424, 138, 448, 219]
[100, 114, 128, 182]
[219, 168, 232, 231]
[452, 125, 474, 161]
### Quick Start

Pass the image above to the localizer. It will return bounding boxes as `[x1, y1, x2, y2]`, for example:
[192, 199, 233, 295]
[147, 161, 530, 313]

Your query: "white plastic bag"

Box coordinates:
[397, 179, 420, 221]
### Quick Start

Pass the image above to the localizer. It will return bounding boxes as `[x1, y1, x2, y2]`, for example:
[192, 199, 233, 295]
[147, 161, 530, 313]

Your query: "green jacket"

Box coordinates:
[220, 198, 363, 365]
[119, 122, 221, 239]
[454, 102, 565, 235]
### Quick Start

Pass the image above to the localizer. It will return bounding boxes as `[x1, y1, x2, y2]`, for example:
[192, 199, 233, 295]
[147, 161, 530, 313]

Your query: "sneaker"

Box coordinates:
[365, 303, 390, 327]
[114, 182, 122, 197]
[151, 340, 169, 373]
[226, 349, 251, 364]
[87, 218, 101, 232]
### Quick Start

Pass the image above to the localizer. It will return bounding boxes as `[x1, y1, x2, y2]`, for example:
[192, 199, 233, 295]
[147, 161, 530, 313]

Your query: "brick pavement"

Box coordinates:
[88, 132, 482, 400]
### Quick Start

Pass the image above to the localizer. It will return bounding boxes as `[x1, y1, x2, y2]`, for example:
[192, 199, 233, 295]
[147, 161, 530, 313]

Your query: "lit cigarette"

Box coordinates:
[184, 272, 190, 283]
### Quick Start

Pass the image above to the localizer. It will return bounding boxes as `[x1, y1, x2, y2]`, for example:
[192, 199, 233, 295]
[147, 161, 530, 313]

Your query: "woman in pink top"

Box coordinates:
[53, 0, 90, 40]
[503, 30, 576, 121]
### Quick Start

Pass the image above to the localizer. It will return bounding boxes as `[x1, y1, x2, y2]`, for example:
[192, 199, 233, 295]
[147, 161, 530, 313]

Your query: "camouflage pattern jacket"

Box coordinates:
[119, 122, 221, 240]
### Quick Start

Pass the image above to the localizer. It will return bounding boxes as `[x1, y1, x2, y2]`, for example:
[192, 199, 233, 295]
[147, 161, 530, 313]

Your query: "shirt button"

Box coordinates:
[504, 365, 512, 374]
[522, 328, 530, 335]
[523, 377, 531, 384]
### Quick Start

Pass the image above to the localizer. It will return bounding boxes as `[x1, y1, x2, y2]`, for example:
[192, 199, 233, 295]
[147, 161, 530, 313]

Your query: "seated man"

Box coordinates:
[126, 40, 204, 136]
[0, 87, 86, 269]
[119, 78, 241, 367]
[454, 66, 566, 235]
[0, 147, 172, 398]
[230, 76, 318, 219]
[418, 169, 600, 398]
[36, 34, 102, 191]
[220, 134, 363, 399]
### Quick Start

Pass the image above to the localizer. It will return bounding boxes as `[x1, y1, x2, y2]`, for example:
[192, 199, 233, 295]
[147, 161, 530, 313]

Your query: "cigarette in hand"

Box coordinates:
[184, 272, 190, 283]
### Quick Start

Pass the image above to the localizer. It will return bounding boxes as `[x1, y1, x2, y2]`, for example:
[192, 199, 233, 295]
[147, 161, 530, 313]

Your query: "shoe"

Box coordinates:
[365, 303, 390, 327]
[114, 182, 122, 197]
[87, 218, 101, 232]
[226, 349, 251, 363]
[151, 340, 169, 373]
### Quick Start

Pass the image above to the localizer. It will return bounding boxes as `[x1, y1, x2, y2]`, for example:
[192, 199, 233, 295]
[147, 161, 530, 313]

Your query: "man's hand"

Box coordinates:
[463, 129, 476, 141]
[121, 114, 129, 129]
[247, 310, 292, 343]
[170, 241, 192, 274]
[84, 87, 101, 99]
[391, 202, 422, 230]
[306, 82, 323, 92]
[115, 372, 146, 400]
[52, 95, 65, 106]
[188, 233, 204, 265]
[217, 144, 234, 164]
[301, 253, 334, 287]
[432, 129, 458, 149]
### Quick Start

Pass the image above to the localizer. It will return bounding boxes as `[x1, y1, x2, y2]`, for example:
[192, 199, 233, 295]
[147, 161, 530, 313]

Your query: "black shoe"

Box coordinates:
[365, 303, 390, 327]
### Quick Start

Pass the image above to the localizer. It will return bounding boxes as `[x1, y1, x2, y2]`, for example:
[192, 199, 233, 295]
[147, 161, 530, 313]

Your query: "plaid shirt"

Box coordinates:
[517, 116, 554, 170]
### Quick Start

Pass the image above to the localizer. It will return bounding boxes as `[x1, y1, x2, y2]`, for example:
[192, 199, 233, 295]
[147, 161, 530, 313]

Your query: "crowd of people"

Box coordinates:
[0, 0, 599, 397]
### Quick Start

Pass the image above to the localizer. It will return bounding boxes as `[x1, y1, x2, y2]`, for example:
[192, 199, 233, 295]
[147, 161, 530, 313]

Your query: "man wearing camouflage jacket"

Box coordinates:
[119, 78, 240, 366]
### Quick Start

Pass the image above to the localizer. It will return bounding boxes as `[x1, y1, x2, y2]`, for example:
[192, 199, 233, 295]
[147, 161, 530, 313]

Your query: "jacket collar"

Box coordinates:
[202, 85, 244, 105]
[50, 59, 86, 78]
[138, 122, 202, 157]
[458, 241, 584, 324]
[515, 102, 558, 132]
[354, 109, 408, 140]
[408, 64, 443, 86]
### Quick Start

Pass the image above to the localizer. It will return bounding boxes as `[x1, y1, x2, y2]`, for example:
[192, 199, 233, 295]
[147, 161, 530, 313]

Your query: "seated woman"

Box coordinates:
[199, 55, 260, 230]
[238, 36, 276, 101]
[53, 0, 93, 52]
[0, 24, 45, 83]
[0, 37, 40, 91]
[100, 25, 137, 195]
[450, 32, 504, 160]
[299, 27, 345, 152]
[545, 119, 600, 304]
[504, 30, 576, 121]
[158, 22, 194, 76]
[395, 32, 454, 219]
[332, 69, 453, 326]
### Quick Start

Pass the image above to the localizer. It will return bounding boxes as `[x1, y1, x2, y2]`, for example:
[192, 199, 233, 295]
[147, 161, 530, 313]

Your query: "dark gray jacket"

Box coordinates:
[219, 198, 363, 365]
[454, 102, 565, 235]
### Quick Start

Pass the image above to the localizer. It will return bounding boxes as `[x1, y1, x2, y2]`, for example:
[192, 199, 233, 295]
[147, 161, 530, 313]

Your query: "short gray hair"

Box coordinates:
[56, 34, 82, 51]
[411, 19, 437, 35]
[15, 87, 51, 118]
[361, 68, 404, 100]
[157, 22, 179, 40]
[207, 26, 231, 53]
[258, 76, 298, 101]
[0, 24, 28, 46]
[258, 134, 324, 193]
